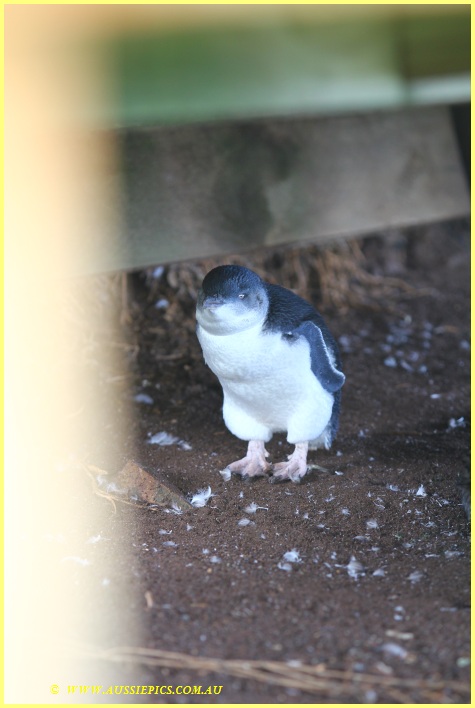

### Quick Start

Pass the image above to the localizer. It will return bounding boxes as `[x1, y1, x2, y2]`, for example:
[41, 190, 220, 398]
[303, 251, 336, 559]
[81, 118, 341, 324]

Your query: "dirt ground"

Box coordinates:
[49, 220, 470, 703]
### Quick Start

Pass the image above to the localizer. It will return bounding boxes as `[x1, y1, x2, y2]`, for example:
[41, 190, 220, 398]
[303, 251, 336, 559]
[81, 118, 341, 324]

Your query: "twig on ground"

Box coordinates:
[72, 643, 470, 703]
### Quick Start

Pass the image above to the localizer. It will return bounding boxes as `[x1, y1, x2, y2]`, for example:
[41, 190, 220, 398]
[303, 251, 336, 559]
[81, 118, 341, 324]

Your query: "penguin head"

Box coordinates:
[197, 265, 269, 334]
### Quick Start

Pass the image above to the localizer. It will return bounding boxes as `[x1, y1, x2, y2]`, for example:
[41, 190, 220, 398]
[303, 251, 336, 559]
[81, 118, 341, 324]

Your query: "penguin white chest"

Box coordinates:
[197, 324, 332, 436]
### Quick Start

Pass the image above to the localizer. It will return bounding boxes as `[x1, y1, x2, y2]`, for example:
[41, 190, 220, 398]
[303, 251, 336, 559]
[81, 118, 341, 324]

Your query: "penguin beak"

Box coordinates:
[202, 296, 225, 310]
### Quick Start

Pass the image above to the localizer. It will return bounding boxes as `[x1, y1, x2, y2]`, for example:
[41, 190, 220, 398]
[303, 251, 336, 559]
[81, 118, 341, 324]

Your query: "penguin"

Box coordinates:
[196, 265, 345, 483]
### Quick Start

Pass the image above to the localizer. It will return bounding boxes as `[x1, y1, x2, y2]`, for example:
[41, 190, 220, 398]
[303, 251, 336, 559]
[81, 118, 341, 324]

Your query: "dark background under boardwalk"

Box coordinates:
[53, 219, 469, 703]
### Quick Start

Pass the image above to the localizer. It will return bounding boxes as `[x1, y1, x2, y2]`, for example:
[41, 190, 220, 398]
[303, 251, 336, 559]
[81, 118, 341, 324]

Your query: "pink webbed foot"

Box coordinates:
[226, 440, 272, 480]
[270, 442, 309, 484]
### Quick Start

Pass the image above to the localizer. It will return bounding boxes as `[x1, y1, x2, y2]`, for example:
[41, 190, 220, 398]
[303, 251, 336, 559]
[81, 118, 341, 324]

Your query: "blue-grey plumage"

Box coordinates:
[196, 265, 345, 482]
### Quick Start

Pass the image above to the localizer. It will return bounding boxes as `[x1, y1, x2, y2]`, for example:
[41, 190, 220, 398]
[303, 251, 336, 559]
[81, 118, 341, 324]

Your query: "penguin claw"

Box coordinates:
[269, 473, 289, 484]
[270, 443, 309, 483]
[226, 440, 272, 479]
[228, 464, 270, 480]
[269, 469, 304, 484]
[240, 473, 264, 484]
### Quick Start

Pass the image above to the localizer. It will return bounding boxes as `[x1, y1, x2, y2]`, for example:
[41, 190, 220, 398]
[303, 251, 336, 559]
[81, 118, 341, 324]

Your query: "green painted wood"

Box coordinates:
[96, 11, 470, 128]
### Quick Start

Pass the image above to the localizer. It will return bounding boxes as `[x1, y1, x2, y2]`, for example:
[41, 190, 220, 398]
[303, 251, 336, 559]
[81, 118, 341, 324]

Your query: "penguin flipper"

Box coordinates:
[294, 321, 345, 394]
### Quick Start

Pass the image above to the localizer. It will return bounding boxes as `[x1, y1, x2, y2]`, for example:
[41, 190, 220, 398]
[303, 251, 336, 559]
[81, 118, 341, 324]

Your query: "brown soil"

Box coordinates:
[51, 221, 470, 703]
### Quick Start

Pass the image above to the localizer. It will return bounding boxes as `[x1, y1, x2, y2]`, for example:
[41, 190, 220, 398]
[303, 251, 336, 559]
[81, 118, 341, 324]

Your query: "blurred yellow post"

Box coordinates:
[4, 6, 123, 701]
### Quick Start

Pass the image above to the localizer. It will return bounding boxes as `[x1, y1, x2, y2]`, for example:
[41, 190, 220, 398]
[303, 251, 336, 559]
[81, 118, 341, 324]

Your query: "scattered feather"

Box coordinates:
[277, 561, 293, 572]
[448, 417, 465, 429]
[387, 484, 399, 492]
[159, 529, 172, 535]
[415, 484, 427, 497]
[244, 502, 268, 513]
[381, 643, 408, 660]
[341, 508, 350, 515]
[238, 518, 251, 526]
[134, 393, 154, 405]
[220, 468, 232, 482]
[86, 534, 109, 544]
[366, 519, 379, 529]
[283, 549, 302, 564]
[155, 298, 169, 309]
[394, 606, 405, 621]
[149, 431, 179, 446]
[189, 486, 213, 508]
[384, 356, 397, 368]
[373, 568, 385, 577]
[346, 555, 365, 580]
[148, 431, 192, 450]
[210, 555, 221, 564]
[162, 540, 177, 548]
[166, 503, 184, 515]
[408, 570, 423, 583]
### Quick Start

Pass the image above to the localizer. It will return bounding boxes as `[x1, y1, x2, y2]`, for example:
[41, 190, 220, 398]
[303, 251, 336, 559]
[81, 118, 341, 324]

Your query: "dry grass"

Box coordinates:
[60, 236, 426, 382]
[158, 238, 421, 315]
[74, 643, 470, 703]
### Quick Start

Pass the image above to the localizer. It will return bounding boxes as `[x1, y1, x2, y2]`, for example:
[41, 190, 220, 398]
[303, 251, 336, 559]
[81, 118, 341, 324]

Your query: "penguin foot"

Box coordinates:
[270, 442, 309, 484]
[226, 440, 272, 479]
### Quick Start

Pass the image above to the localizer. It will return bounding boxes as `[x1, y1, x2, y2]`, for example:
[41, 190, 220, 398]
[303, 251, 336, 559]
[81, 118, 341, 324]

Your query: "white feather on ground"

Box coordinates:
[244, 502, 268, 513]
[346, 555, 365, 580]
[148, 431, 192, 450]
[189, 486, 213, 508]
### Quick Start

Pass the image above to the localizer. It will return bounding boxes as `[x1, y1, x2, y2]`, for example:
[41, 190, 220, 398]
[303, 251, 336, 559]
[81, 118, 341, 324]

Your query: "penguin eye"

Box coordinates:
[238, 293, 247, 300]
